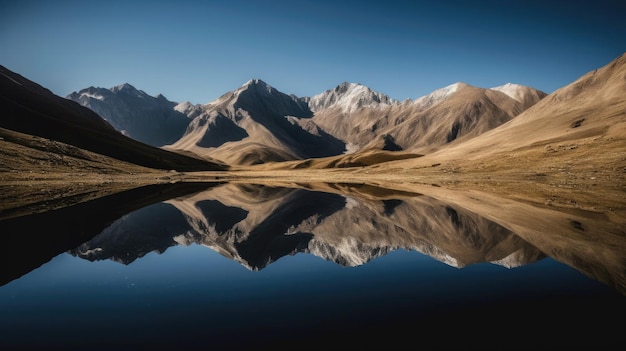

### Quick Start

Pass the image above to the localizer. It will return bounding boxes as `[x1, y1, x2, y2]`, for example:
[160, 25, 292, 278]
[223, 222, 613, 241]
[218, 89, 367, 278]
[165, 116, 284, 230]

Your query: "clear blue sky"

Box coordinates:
[1, 0, 624, 104]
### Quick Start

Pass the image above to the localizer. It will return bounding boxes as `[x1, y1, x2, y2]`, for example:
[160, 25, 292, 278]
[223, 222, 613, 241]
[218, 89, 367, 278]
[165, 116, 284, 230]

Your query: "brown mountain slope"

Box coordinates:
[166, 79, 345, 165]
[357, 52, 626, 215]
[491, 82, 548, 107]
[309, 82, 545, 154]
[0, 126, 172, 218]
[0, 65, 227, 172]
[226, 53, 625, 219]
[402, 52, 625, 162]
[248, 149, 423, 170]
[250, 83, 545, 171]
[371, 83, 543, 153]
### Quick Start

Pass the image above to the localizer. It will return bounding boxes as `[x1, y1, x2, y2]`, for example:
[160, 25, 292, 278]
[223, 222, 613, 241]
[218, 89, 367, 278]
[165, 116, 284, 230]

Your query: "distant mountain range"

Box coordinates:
[67, 83, 190, 147]
[67, 77, 546, 165]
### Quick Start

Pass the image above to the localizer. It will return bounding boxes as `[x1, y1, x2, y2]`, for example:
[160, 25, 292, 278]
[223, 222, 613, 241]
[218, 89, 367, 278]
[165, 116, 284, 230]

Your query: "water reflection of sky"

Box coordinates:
[2, 243, 610, 303]
[1, 242, 620, 349]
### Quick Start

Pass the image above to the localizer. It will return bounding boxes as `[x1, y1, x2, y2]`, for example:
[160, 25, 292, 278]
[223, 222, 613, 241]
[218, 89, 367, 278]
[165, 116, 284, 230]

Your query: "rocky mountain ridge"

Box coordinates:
[69, 78, 546, 165]
[67, 83, 191, 147]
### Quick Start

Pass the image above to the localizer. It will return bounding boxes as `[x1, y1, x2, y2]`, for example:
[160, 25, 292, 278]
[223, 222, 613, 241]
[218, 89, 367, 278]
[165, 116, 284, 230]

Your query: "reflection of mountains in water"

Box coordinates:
[70, 183, 545, 271]
[0, 182, 222, 286]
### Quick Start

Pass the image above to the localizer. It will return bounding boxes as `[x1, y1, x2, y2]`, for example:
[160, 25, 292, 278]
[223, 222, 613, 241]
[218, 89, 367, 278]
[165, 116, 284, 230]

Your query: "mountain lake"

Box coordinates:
[0, 182, 623, 350]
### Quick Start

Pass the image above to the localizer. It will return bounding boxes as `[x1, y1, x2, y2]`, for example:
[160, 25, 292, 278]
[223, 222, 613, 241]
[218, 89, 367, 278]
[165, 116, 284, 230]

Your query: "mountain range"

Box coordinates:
[67, 76, 547, 165]
[1, 52, 625, 220]
[67, 83, 191, 147]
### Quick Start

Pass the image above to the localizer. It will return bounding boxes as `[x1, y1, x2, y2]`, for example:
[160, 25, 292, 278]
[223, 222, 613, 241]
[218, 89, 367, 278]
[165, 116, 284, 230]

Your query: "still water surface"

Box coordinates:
[0, 182, 623, 349]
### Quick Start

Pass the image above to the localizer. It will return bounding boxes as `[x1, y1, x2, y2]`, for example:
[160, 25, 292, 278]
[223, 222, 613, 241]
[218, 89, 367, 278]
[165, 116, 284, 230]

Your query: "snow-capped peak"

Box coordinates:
[110, 83, 149, 98]
[233, 78, 278, 97]
[243, 78, 268, 87]
[490, 83, 528, 102]
[174, 101, 204, 119]
[308, 82, 398, 113]
[111, 82, 137, 93]
[174, 101, 194, 112]
[412, 82, 466, 110]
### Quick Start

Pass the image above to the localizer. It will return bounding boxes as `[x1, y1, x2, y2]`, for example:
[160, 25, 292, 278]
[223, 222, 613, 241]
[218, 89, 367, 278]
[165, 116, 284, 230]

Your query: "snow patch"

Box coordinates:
[175, 101, 194, 112]
[413, 82, 461, 110]
[490, 249, 527, 268]
[490, 83, 526, 102]
[309, 82, 398, 113]
[81, 92, 105, 101]
[77, 247, 103, 256]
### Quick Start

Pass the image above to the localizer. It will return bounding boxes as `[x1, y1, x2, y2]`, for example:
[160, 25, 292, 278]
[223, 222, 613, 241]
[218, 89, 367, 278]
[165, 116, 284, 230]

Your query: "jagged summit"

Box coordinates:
[206, 78, 311, 118]
[111, 82, 140, 93]
[205, 79, 285, 107]
[243, 78, 269, 87]
[66, 86, 106, 101]
[236, 78, 279, 97]
[308, 81, 399, 113]
[67, 84, 190, 147]
[334, 81, 365, 93]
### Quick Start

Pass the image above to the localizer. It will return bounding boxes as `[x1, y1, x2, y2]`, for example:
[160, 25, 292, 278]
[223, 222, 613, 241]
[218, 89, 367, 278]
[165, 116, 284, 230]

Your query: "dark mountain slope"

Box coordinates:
[67, 84, 190, 147]
[0, 65, 226, 171]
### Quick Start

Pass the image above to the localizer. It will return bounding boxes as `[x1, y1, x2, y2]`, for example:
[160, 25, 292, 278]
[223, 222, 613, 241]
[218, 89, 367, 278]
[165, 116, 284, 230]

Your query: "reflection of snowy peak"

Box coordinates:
[69, 184, 545, 271]
[305, 236, 395, 267]
[307, 82, 399, 113]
